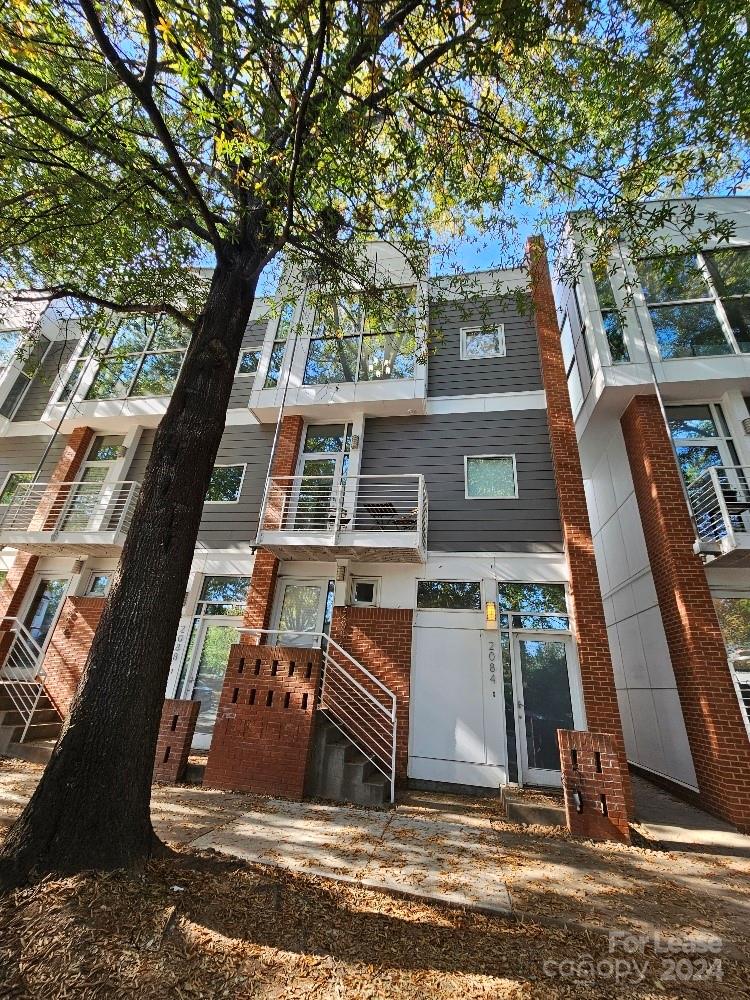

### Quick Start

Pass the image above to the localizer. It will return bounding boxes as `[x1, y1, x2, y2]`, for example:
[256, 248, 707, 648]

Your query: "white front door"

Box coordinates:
[271, 579, 328, 647]
[186, 620, 241, 750]
[409, 622, 507, 787]
[512, 633, 580, 786]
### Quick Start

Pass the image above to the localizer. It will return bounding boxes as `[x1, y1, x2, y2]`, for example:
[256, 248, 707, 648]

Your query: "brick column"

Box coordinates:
[0, 427, 94, 623]
[243, 415, 304, 636]
[330, 606, 412, 782]
[527, 237, 633, 820]
[153, 699, 201, 784]
[621, 394, 750, 830]
[40, 596, 106, 716]
[559, 730, 631, 842]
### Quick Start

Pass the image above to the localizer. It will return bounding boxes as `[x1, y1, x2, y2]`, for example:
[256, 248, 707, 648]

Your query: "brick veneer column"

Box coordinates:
[558, 730, 631, 842]
[40, 596, 106, 717]
[243, 415, 304, 637]
[0, 426, 94, 622]
[204, 644, 322, 797]
[527, 237, 633, 820]
[621, 394, 750, 831]
[29, 425, 95, 531]
[153, 699, 201, 783]
[330, 606, 412, 781]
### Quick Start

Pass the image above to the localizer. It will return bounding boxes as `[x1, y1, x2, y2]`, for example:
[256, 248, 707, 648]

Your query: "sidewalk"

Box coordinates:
[2, 757, 750, 951]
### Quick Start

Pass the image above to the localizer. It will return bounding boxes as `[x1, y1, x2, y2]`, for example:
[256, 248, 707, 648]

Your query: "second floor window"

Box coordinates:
[65, 315, 192, 402]
[303, 289, 417, 385]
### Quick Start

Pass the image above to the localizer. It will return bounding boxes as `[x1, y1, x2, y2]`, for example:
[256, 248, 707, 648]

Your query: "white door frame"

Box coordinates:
[271, 577, 329, 647]
[18, 573, 73, 655]
[179, 616, 242, 750]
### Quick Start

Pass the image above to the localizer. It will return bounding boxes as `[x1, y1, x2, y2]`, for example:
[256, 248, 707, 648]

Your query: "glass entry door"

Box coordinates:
[272, 580, 328, 647]
[60, 434, 123, 531]
[294, 424, 351, 530]
[513, 635, 577, 786]
[23, 577, 69, 648]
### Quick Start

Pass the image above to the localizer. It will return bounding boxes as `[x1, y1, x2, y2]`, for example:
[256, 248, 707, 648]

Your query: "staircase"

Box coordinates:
[0, 617, 61, 762]
[307, 715, 389, 806]
[0, 689, 61, 758]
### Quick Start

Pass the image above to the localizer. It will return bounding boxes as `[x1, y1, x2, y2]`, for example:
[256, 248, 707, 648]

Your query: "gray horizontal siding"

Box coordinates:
[0, 435, 64, 489]
[228, 320, 269, 410]
[360, 412, 562, 552]
[427, 294, 541, 397]
[13, 339, 76, 422]
[128, 423, 275, 548]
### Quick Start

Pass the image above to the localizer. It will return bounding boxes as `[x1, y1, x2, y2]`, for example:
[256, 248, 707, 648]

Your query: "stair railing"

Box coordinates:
[0, 617, 48, 743]
[240, 627, 397, 803]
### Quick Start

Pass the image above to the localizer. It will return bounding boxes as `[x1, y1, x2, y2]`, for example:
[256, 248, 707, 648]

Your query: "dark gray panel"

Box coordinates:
[0, 435, 65, 489]
[13, 339, 77, 422]
[228, 320, 269, 411]
[427, 294, 542, 397]
[128, 423, 275, 548]
[360, 411, 562, 552]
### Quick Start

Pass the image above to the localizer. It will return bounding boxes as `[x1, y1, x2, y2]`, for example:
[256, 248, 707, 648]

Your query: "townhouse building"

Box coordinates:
[0, 239, 632, 838]
[553, 195, 750, 831]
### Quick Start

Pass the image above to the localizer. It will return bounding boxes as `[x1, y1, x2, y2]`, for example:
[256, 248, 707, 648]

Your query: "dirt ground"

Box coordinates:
[1, 758, 748, 999]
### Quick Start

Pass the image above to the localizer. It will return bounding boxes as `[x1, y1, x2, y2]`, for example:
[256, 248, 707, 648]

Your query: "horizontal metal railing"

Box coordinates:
[241, 627, 397, 802]
[258, 474, 427, 550]
[687, 466, 750, 549]
[0, 479, 140, 539]
[0, 617, 47, 743]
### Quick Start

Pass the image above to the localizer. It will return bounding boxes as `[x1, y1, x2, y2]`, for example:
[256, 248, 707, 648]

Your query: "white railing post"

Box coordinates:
[711, 467, 736, 550]
[0, 616, 49, 743]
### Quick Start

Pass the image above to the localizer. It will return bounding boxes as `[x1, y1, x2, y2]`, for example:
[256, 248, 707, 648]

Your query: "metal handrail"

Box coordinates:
[687, 465, 750, 547]
[0, 479, 141, 539]
[240, 626, 397, 802]
[0, 616, 48, 743]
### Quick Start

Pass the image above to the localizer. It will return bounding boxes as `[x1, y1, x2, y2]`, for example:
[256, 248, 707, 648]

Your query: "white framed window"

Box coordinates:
[86, 572, 111, 597]
[0, 470, 33, 505]
[350, 577, 380, 607]
[464, 455, 517, 499]
[236, 347, 262, 376]
[460, 325, 505, 360]
[205, 464, 246, 503]
[416, 580, 482, 611]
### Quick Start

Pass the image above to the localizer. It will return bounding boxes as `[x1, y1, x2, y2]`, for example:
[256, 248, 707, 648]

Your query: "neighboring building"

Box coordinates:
[553, 195, 750, 831]
[0, 240, 631, 836]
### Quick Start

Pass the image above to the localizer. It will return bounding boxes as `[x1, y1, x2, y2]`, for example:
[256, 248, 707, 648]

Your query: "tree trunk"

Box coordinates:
[0, 251, 262, 886]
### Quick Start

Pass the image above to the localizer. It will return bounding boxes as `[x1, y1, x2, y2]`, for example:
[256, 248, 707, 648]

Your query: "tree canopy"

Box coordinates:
[1, 0, 748, 321]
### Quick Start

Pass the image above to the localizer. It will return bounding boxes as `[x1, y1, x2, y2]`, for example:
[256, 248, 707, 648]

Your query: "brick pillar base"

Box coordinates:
[528, 237, 633, 818]
[40, 597, 106, 717]
[621, 394, 750, 831]
[559, 730, 631, 842]
[0, 553, 39, 621]
[329, 606, 412, 781]
[204, 644, 321, 797]
[153, 699, 200, 784]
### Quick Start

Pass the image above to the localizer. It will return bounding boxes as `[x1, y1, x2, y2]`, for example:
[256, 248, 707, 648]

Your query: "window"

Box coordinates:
[460, 325, 505, 360]
[264, 302, 294, 388]
[0, 471, 33, 505]
[592, 269, 629, 363]
[416, 580, 482, 610]
[205, 465, 245, 503]
[80, 315, 191, 401]
[0, 334, 51, 419]
[465, 455, 517, 499]
[194, 575, 250, 615]
[350, 578, 379, 607]
[639, 254, 731, 359]
[666, 403, 739, 486]
[237, 348, 262, 376]
[86, 573, 111, 597]
[497, 582, 569, 630]
[703, 247, 750, 352]
[560, 313, 583, 414]
[303, 288, 417, 385]
[0, 330, 21, 369]
[0, 570, 7, 588]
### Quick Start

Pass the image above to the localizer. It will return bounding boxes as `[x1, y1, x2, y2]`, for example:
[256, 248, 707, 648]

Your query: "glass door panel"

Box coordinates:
[60, 465, 108, 531]
[273, 582, 326, 647]
[296, 457, 337, 529]
[23, 578, 68, 646]
[191, 623, 240, 749]
[515, 636, 575, 785]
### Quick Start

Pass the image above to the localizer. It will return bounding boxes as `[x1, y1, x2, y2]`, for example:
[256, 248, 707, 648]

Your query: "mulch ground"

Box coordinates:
[1, 846, 747, 1000]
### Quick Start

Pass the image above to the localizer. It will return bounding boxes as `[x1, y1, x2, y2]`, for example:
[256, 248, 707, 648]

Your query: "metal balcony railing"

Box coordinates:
[0, 479, 140, 543]
[258, 474, 428, 549]
[687, 466, 750, 553]
[0, 617, 47, 743]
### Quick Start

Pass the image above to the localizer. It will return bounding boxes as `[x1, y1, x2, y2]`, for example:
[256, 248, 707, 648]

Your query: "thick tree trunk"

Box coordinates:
[0, 251, 262, 886]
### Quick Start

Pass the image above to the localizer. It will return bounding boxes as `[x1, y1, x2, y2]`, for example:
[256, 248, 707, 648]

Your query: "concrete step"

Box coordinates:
[4, 738, 56, 764]
[499, 785, 565, 827]
[342, 760, 388, 806]
[184, 754, 207, 785]
[0, 691, 56, 714]
[0, 707, 60, 728]
[0, 720, 62, 753]
[308, 715, 389, 807]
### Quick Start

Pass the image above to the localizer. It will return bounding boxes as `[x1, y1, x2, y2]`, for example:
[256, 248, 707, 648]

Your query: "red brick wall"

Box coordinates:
[41, 596, 106, 717]
[621, 394, 750, 831]
[329, 606, 412, 781]
[527, 237, 633, 818]
[153, 699, 200, 784]
[204, 644, 322, 797]
[29, 426, 95, 531]
[0, 427, 94, 621]
[558, 730, 630, 842]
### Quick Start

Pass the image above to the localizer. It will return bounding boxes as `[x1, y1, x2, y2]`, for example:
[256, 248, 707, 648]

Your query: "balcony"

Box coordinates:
[689, 466, 750, 565]
[0, 480, 140, 555]
[256, 474, 427, 562]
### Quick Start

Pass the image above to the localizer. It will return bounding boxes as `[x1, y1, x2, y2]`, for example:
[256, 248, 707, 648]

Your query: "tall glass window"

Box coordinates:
[592, 268, 629, 362]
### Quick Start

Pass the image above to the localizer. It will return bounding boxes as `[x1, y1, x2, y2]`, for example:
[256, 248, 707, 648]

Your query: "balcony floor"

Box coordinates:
[0, 530, 127, 557]
[257, 530, 426, 563]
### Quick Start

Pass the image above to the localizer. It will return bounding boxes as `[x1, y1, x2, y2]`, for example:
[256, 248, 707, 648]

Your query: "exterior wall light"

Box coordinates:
[485, 601, 497, 628]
